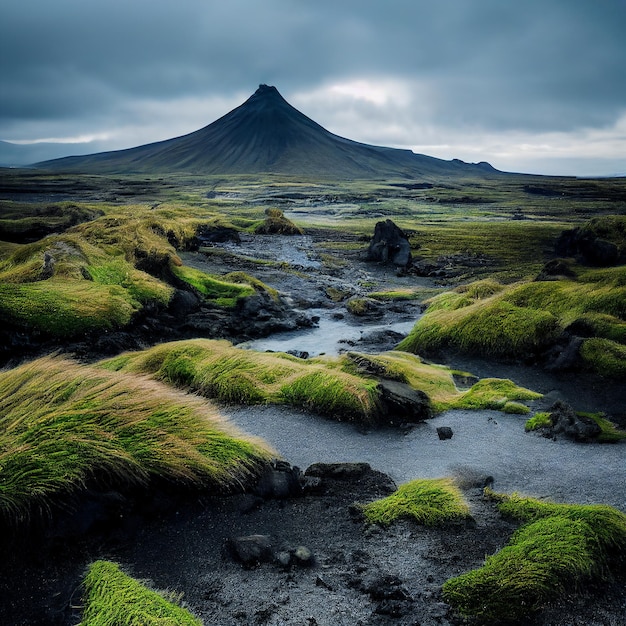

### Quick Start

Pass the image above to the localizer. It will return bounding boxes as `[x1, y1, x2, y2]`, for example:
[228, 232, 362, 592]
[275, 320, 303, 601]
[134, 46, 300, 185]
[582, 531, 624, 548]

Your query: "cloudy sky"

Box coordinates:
[1, 0, 625, 176]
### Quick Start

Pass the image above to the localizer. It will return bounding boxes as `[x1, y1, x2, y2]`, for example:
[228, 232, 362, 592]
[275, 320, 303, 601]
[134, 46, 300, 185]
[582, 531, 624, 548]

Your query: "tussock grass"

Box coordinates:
[443, 491, 626, 622]
[399, 265, 626, 375]
[101, 341, 541, 421]
[360, 478, 472, 527]
[101, 339, 381, 422]
[0, 202, 273, 337]
[79, 560, 202, 626]
[0, 355, 272, 527]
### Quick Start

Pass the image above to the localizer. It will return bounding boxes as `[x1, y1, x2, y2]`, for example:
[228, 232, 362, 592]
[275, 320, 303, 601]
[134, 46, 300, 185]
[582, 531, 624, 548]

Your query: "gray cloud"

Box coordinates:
[1, 0, 625, 174]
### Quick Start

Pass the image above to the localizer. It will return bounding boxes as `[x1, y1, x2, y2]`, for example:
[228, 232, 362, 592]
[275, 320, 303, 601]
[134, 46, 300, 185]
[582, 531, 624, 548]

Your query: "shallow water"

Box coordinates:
[222, 404, 626, 512]
[239, 308, 417, 356]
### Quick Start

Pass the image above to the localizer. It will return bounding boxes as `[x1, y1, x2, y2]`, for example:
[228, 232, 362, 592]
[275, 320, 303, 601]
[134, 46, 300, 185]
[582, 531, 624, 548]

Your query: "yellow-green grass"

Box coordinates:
[343, 351, 541, 413]
[359, 478, 472, 527]
[100, 340, 541, 420]
[0, 355, 272, 527]
[172, 265, 255, 307]
[100, 339, 382, 422]
[399, 266, 626, 375]
[0, 204, 271, 337]
[443, 491, 626, 622]
[79, 560, 202, 626]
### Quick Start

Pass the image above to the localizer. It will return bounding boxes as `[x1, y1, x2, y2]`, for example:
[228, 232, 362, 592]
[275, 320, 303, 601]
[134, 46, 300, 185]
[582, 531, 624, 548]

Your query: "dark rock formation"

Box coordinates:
[253, 460, 304, 499]
[377, 380, 433, 424]
[556, 227, 623, 267]
[225, 534, 274, 568]
[535, 258, 577, 281]
[366, 219, 412, 269]
[547, 401, 602, 442]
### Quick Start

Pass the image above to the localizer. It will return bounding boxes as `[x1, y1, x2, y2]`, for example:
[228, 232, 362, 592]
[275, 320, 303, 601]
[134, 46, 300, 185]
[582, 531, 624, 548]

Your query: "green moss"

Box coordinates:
[502, 400, 531, 415]
[525, 411, 552, 431]
[0, 355, 271, 527]
[79, 560, 202, 626]
[455, 378, 541, 411]
[171, 265, 254, 307]
[580, 338, 626, 377]
[443, 491, 626, 622]
[360, 478, 472, 527]
[443, 516, 597, 622]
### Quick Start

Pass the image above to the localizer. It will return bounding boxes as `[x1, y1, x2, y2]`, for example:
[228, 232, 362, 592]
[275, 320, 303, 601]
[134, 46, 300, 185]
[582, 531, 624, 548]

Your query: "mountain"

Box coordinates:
[36, 85, 498, 179]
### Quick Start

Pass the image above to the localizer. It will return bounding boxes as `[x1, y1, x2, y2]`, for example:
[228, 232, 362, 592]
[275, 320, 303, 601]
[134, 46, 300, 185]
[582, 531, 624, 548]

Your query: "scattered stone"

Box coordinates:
[315, 575, 334, 591]
[293, 545, 314, 567]
[286, 349, 309, 359]
[437, 426, 454, 440]
[305, 462, 371, 480]
[225, 534, 274, 568]
[253, 460, 304, 499]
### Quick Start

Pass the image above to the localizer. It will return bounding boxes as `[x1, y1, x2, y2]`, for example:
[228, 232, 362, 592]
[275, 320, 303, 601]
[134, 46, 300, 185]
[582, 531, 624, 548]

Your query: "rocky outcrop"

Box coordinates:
[556, 227, 624, 267]
[545, 401, 602, 442]
[377, 380, 432, 424]
[366, 219, 412, 269]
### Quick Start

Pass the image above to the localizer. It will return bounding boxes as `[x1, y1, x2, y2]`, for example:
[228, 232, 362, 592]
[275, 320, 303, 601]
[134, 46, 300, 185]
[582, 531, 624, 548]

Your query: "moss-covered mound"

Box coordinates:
[398, 267, 626, 376]
[79, 560, 202, 626]
[254, 208, 303, 235]
[443, 491, 626, 622]
[525, 409, 626, 442]
[101, 339, 382, 422]
[359, 478, 472, 527]
[0, 355, 272, 528]
[100, 340, 542, 422]
[0, 204, 269, 338]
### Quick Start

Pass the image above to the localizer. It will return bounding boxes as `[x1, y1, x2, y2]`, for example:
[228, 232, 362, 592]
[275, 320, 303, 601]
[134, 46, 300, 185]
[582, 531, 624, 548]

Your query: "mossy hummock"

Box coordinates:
[443, 491, 626, 622]
[359, 478, 472, 527]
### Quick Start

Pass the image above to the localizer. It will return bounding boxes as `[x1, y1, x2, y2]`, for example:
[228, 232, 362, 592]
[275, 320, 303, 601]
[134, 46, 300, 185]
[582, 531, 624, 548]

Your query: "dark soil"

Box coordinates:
[1, 463, 624, 626]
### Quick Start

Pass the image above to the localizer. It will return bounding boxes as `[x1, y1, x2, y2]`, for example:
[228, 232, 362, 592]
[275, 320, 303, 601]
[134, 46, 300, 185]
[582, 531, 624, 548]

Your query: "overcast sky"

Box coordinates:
[1, 0, 625, 176]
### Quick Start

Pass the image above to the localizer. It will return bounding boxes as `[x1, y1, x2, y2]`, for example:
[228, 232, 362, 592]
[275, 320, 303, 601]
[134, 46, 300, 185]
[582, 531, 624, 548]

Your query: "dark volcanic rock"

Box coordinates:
[437, 426, 454, 440]
[548, 401, 602, 442]
[377, 379, 432, 424]
[366, 219, 413, 269]
[225, 534, 274, 568]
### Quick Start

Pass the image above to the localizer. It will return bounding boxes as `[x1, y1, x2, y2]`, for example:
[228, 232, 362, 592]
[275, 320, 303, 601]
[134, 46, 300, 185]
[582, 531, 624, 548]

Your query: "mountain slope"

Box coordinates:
[37, 85, 498, 179]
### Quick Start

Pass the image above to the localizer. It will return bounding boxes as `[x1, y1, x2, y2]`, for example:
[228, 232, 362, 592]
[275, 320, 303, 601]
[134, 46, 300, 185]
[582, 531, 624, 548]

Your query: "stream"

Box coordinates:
[189, 235, 626, 513]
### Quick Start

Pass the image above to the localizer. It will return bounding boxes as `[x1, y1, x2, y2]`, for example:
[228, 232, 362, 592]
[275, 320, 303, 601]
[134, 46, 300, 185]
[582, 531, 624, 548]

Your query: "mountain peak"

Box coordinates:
[36, 84, 499, 178]
[255, 84, 279, 96]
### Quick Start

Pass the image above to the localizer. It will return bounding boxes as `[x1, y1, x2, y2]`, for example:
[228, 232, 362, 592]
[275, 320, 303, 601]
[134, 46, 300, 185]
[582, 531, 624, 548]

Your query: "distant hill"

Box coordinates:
[36, 85, 499, 179]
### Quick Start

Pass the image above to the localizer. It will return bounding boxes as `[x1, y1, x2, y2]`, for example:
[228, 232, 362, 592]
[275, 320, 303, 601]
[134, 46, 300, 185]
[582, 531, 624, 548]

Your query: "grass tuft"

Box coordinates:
[399, 264, 626, 375]
[443, 491, 626, 622]
[0, 355, 272, 527]
[359, 478, 472, 527]
[79, 560, 202, 626]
